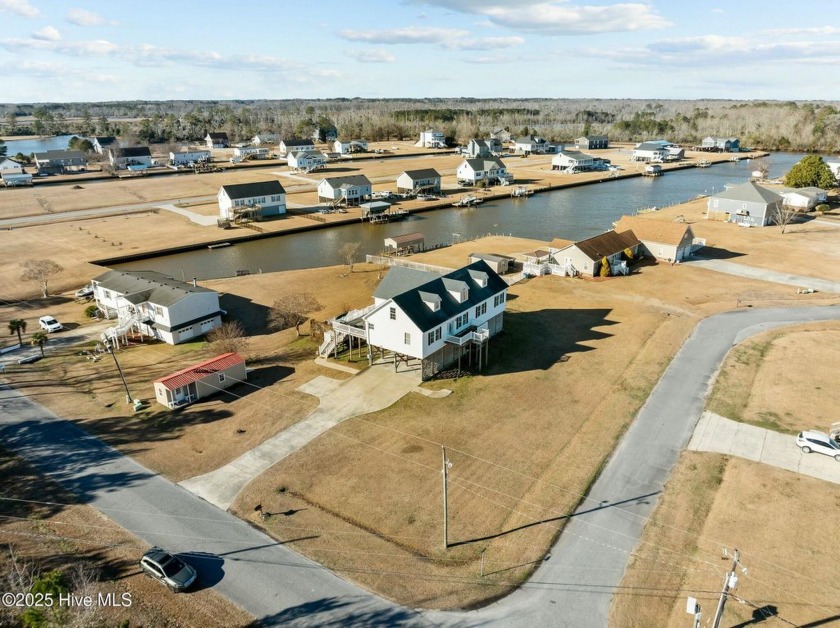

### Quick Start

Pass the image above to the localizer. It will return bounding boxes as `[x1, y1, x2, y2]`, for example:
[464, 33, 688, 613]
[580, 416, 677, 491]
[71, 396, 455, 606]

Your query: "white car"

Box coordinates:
[38, 316, 63, 332]
[796, 430, 840, 461]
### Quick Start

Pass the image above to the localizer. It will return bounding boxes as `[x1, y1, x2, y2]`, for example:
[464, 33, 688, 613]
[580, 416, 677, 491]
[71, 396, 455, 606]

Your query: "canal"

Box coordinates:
[115, 152, 805, 281]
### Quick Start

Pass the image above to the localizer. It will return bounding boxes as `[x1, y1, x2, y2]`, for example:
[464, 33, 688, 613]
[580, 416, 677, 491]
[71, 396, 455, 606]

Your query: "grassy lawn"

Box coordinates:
[610, 452, 840, 627]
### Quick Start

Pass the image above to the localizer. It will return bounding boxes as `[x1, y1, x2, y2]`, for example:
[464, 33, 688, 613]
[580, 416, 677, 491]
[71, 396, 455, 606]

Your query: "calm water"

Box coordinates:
[116, 152, 805, 280]
[3, 135, 81, 156]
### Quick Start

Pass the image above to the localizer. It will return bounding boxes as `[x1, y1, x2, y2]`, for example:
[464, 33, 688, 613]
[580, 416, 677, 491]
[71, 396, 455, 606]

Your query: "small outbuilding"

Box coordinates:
[468, 253, 514, 274]
[384, 232, 424, 254]
[154, 352, 246, 409]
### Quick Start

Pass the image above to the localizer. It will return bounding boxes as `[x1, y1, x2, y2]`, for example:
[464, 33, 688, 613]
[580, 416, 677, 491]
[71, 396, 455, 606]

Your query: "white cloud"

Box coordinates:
[32, 25, 60, 41]
[0, 0, 39, 17]
[348, 48, 396, 63]
[410, 1, 671, 34]
[339, 26, 468, 44]
[66, 7, 114, 26]
[761, 26, 840, 36]
[444, 35, 524, 50]
[0, 36, 119, 56]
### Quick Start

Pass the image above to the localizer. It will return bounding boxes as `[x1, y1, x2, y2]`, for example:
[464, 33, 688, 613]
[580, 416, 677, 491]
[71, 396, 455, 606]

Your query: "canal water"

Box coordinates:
[115, 152, 805, 281]
[3, 135, 81, 156]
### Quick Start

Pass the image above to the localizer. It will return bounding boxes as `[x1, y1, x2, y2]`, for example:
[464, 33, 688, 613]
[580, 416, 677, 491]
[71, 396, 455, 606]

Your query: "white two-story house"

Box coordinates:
[92, 270, 223, 346]
[279, 138, 316, 156]
[324, 261, 508, 380]
[334, 139, 369, 154]
[396, 168, 442, 194]
[317, 175, 372, 205]
[287, 150, 327, 171]
[218, 180, 286, 219]
[551, 150, 595, 172]
[417, 129, 446, 148]
[456, 157, 512, 186]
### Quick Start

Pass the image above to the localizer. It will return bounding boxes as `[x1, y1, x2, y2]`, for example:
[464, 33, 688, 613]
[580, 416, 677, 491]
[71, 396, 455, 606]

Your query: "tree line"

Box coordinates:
[2, 98, 839, 152]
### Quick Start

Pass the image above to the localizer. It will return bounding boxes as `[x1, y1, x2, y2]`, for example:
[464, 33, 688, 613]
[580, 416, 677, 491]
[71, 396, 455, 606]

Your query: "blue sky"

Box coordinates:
[1, 0, 838, 102]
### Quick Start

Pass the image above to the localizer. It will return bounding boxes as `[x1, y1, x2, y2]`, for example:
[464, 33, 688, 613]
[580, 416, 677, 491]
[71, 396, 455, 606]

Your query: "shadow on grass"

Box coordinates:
[245, 595, 434, 628]
[219, 293, 272, 336]
[691, 246, 747, 260]
[485, 308, 618, 375]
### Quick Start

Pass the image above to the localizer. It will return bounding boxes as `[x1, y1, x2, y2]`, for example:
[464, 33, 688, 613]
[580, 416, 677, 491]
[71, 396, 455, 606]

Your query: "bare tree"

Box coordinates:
[339, 241, 362, 273]
[20, 259, 64, 298]
[773, 203, 799, 234]
[269, 292, 322, 336]
[752, 158, 770, 179]
[206, 321, 249, 355]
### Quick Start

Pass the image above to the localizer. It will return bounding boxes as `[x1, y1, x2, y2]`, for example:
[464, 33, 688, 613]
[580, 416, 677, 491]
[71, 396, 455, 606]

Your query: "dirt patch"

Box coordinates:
[0, 447, 253, 628]
[611, 452, 840, 627]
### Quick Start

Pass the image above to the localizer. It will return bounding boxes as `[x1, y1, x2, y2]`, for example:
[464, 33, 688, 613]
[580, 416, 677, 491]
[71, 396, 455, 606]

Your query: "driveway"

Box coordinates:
[180, 361, 441, 510]
[688, 411, 840, 484]
[688, 257, 840, 294]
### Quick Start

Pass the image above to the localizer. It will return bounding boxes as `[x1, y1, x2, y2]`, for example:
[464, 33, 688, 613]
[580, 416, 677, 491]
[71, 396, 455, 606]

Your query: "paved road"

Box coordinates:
[3, 305, 840, 627]
[689, 257, 840, 294]
[0, 384, 431, 627]
[689, 411, 840, 484]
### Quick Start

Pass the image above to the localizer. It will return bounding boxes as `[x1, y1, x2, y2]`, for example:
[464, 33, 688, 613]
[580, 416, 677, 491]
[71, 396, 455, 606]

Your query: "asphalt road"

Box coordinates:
[2, 304, 839, 627]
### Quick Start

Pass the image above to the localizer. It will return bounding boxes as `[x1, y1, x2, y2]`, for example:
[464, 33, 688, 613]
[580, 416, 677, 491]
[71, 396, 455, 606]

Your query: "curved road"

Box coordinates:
[2, 304, 839, 627]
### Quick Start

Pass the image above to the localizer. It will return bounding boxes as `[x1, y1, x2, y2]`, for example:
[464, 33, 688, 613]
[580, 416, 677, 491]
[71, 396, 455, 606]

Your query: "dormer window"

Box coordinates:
[419, 291, 441, 312]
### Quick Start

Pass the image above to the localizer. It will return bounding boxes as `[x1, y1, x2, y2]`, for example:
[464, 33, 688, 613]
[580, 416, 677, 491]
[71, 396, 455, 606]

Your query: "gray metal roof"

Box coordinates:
[463, 157, 505, 171]
[400, 168, 441, 181]
[634, 142, 666, 151]
[713, 182, 782, 204]
[320, 174, 371, 189]
[373, 267, 441, 300]
[112, 146, 151, 158]
[92, 270, 217, 307]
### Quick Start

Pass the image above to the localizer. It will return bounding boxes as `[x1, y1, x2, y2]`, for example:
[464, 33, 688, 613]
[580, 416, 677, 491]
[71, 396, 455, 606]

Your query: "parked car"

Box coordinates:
[796, 430, 840, 461]
[139, 547, 197, 592]
[38, 316, 63, 332]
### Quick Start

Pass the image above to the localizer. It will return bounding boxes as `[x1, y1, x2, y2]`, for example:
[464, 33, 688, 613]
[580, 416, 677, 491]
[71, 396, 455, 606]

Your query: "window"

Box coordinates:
[219, 373, 226, 383]
[154, 305, 163, 316]
[435, 327, 442, 341]
[427, 331, 435, 345]
[368, 323, 374, 330]
[404, 332, 411, 345]
[389, 307, 396, 320]
[475, 303, 487, 317]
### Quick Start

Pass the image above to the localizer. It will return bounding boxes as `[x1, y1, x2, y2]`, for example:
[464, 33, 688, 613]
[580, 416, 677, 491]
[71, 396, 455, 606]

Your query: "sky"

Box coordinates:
[0, 0, 838, 103]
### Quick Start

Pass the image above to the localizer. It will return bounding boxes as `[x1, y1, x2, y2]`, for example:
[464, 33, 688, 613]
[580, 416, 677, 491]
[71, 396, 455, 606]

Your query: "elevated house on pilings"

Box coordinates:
[318, 261, 508, 380]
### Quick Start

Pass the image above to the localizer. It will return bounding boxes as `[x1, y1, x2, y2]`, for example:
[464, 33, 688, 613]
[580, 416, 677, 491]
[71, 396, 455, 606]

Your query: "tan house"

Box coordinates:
[613, 215, 698, 262]
[551, 230, 640, 277]
[154, 352, 246, 409]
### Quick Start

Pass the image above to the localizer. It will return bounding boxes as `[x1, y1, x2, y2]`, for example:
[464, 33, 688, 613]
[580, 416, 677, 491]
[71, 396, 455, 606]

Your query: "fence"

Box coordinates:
[365, 255, 453, 275]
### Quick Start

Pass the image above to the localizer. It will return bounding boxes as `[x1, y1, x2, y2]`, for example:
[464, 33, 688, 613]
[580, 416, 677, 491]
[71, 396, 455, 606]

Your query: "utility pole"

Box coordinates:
[106, 337, 133, 404]
[712, 548, 743, 628]
[442, 446, 451, 549]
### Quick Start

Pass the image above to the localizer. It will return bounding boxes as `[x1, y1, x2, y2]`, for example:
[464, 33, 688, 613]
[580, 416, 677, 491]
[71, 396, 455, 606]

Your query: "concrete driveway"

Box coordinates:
[689, 257, 840, 294]
[689, 411, 840, 484]
[180, 361, 444, 510]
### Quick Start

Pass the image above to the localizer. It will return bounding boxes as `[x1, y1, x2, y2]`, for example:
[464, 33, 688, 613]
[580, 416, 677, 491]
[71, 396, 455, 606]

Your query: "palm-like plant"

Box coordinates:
[8, 319, 27, 346]
[30, 331, 48, 357]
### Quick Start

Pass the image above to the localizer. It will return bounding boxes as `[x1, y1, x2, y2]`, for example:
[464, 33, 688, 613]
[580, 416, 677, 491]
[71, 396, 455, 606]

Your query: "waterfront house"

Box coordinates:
[551, 230, 640, 277]
[322, 261, 507, 380]
[278, 138, 316, 156]
[154, 353, 247, 409]
[701, 136, 740, 152]
[396, 169, 442, 194]
[1, 165, 32, 187]
[631, 142, 669, 162]
[92, 136, 119, 154]
[169, 150, 211, 167]
[287, 150, 327, 171]
[777, 186, 827, 210]
[417, 129, 446, 148]
[456, 157, 512, 186]
[33, 150, 88, 174]
[93, 270, 223, 346]
[232, 146, 270, 161]
[205, 132, 230, 149]
[513, 135, 548, 155]
[384, 232, 425, 254]
[251, 133, 279, 146]
[575, 136, 609, 150]
[218, 180, 286, 219]
[334, 139, 369, 154]
[317, 174, 372, 205]
[312, 125, 338, 143]
[613, 215, 699, 262]
[551, 150, 595, 172]
[706, 181, 782, 227]
[463, 139, 491, 158]
[0, 157, 22, 170]
[109, 146, 153, 170]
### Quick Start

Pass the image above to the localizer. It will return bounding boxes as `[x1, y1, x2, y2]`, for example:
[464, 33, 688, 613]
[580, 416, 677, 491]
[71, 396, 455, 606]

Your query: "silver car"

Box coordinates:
[139, 547, 197, 592]
[796, 430, 840, 461]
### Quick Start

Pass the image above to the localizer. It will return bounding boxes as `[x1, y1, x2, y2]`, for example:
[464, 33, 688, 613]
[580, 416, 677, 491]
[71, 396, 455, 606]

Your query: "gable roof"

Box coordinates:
[92, 269, 217, 307]
[388, 260, 507, 333]
[555, 149, 595, 161]
[578, 135, 608, 142]
[634, 142, 666, 152]
[220, 180, 285, 200]
[373, 267, 442, 301]
[400, 168, 441, 181]
[207, 132, 229, 140]
[34, 150, 87, 161]
[572, 230, 641, 261]
[281, 138, 314, 146]
[713, 181, 782, 205]
[614, 215, 693, 246]
[319, 174, 371, 189]
[462, 157, 505, 172]
[93, 136, 118, 145]
[155, 353, 244, 390]
[112, 146, 151, 158]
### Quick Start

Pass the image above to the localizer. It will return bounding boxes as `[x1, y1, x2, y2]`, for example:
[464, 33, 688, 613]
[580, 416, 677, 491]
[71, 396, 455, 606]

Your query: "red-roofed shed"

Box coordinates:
[154, 352, 247, 409]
